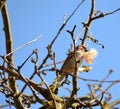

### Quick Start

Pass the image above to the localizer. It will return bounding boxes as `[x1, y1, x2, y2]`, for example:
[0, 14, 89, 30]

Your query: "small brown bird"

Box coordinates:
[57, 45, 88, 83]
[50, 44, 97, 93]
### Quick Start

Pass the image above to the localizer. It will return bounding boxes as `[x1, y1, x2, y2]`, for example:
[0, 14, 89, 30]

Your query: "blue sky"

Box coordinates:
[0, 0, 120, 108]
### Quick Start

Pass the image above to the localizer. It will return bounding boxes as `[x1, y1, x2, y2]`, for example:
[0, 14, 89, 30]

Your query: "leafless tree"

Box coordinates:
[0, 0, 120, 109]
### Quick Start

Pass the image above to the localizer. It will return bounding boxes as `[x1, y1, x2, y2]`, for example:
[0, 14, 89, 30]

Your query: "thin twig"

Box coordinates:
[91, 8, 120, 20]
[18, 51, 34, 70]
[97, 68, 114, 87]
[87, 69, 114, 98]
[87, 84, 95, 99]
[43, 60, 64, 68]
[82, 0, 95, 46]
[90, 82, 117, 104]
[78, 76, 120, 83]
[105, 8, 120, 16]
[4, 35, 42, 59]
[66, 0, 85, 24]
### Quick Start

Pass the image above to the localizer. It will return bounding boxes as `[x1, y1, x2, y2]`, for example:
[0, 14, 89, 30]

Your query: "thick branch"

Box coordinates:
[1, 3, 24, 109]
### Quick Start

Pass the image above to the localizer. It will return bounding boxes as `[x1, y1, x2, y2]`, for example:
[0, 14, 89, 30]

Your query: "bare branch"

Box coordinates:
[1, 3, 25, 108]
[82, 0, 95, 45]
[78, 76, 120, 83]
[4, 35, 42, 59]
[43, 60, 64, 68]
[105, 8, 120, 16]
[92, 8, 120, 20]
[90, 82, 117, 105]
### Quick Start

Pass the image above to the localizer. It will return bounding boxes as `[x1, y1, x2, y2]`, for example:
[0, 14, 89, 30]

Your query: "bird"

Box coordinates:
[56, 44, 88, 84]
[50, 44, 98, 93]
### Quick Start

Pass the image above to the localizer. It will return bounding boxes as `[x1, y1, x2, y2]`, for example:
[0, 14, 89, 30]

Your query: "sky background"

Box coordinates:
[0, 0, 120, 109]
